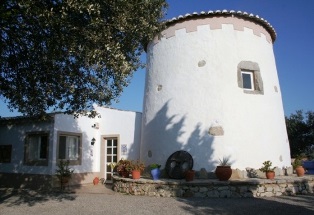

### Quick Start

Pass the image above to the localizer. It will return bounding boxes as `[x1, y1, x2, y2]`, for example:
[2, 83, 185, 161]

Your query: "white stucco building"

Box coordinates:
[141, 10, 291, 172]
[0, 10, 291, 188]
[0, 107, 142, 188]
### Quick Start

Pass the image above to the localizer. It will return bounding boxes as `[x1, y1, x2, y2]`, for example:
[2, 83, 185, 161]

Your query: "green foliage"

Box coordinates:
[126, 159, 145, 172]
[116, 158, 131, 172]
[285, 110, 314, 157]
[291, 157, 303, 169]
[0, 0, 168, 117]
[218, 157, 231, 166]
[150, 163, 161, 170]
[259, 160, 275, 173]
[55, 160, 74, 179]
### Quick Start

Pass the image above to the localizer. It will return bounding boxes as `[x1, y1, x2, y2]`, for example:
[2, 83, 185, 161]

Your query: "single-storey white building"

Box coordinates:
[0, 106, 142, 188]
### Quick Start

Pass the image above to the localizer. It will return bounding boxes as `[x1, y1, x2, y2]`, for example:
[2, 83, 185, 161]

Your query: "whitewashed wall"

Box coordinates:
[95, 106, 142, 161]
[53, 107, 142, 174]
[141, 17, 291, 171]
[0, 120, 54, 174]
[53, 114, 95, 174]
[0, 106, 142, 178]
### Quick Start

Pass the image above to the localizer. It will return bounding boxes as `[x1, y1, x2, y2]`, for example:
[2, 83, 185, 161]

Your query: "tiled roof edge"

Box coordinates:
[166, 10, 276, 42]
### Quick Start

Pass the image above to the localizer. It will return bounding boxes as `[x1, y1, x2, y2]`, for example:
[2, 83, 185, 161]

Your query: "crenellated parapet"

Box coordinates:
[151, 10, 276, 46]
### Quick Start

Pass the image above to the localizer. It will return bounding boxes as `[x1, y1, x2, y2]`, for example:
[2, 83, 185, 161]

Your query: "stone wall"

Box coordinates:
[112, 175, 314, 198]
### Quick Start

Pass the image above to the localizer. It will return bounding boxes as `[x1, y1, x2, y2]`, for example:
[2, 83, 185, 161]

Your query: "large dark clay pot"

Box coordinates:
[215, 166, 232, 181]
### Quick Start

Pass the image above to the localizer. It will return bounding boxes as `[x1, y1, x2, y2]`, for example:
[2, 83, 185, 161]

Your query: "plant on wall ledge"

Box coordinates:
[126, 160, 145, 179]
[55, 160, 74, 190]
[215, 156, 232, 181]
[150, 163, 161, 180]
[259, 160, 275, 179]
[116, 159, 131, 178]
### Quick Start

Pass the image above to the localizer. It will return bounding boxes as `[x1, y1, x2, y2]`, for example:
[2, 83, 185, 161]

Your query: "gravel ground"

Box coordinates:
[1, 187, 314, 215]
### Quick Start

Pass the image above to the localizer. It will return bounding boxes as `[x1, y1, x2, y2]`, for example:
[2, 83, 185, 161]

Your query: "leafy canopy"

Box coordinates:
[285, 110, 314, 157]
[0, 0, 167, 117]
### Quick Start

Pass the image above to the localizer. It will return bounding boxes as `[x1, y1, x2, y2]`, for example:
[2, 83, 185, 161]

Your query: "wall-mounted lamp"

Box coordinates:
[91, 137, 96, 145]
[91, 123, 99, 129]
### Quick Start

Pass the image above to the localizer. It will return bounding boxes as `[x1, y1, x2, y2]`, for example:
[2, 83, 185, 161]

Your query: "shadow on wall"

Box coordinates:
[0, 114, 94, 193]
[143, 101, 217, 173]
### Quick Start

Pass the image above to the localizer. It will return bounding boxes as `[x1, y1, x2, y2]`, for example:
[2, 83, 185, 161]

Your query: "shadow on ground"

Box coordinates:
[0, 183, 115, 207]
[0, 188, 77, 207]
[176, 194, 314, 215]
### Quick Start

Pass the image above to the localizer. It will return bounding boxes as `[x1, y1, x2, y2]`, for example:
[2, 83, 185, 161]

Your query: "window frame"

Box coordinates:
[241, 70, 255, 91]
[57, 131, 82, 166]
[24, 132, 49, 166]
[237, 61, 264, 95]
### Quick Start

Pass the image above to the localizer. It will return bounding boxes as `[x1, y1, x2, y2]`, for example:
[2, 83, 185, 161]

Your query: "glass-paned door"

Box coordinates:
[105, 137, 118, 183]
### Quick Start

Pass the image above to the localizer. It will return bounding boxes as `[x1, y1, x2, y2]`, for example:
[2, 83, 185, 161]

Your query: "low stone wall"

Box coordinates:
[112, 175, 314, 198]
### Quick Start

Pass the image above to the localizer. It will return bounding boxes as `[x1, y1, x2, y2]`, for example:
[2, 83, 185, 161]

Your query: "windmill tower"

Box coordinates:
[141, 10, 291, 173]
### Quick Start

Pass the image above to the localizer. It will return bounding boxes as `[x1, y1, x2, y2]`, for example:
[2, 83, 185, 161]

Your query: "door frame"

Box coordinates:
[100, 135, 120, 183]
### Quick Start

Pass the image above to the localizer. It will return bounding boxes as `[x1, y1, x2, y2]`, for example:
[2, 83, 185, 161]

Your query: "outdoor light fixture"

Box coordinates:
[91, 138, 96, 145]
[91, 123, 99, 129]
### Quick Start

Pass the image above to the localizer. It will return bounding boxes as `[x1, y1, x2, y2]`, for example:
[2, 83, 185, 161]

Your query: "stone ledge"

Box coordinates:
[112, 175, 314, 198]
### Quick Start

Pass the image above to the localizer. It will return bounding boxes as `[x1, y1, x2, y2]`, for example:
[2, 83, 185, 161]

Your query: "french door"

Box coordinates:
[104, 137, 118, 183]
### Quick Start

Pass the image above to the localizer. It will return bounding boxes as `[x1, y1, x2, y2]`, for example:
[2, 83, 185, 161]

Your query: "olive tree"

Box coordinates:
[0, 0, 167, 117]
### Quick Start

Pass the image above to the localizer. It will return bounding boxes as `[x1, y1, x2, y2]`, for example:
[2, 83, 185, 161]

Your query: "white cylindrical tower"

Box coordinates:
[141, 10, 291, 172]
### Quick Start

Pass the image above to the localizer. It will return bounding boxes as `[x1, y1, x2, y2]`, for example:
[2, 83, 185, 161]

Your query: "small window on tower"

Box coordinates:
[237, 61, 264, 95]
[241, 70, 254, 90]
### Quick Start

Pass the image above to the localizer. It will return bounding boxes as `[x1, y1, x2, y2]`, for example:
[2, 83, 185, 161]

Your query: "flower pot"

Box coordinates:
[185, 170, 195, 182]
[295, 166, 305, 177]
[215, 166, 232, 181]
[61, 177, 69, 184]
[131, 170, 141, 179]
[118, 170, 129, 178]
[266, 171, 275, 179]
[59, 176, 70, 190]
[93, 177, 100, 185]
[151, 168, 161, 180]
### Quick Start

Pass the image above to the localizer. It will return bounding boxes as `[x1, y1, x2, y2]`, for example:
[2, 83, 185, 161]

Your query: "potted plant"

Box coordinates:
[292, 157, 305, 177]
[93, 177, 100, 185]
[215, 157, 232, 181]
[126, 159, 145, 179]
[259, 160, 275, 179]
[150, 163, 161, 180]
[116, 159, 131, 178]
[107, 162, 117, 180]
[185, 169, 195, 182]
[55, 160, 74, 190]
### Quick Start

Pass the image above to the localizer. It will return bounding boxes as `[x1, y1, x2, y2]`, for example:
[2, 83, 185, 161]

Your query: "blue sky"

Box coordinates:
[1, 0, 313, 117]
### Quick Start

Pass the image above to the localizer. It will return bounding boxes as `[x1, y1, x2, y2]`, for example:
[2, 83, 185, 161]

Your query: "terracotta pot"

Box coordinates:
[131, 170, 141, 179]
[59, 177, 70, 190]
[60, 177, 69, 184]
[93, 177, 100, 185]
[215, 166, 232, 181]
[185, 170, 195, 182]
[295, 166, 305, 177]
[266, 171, 275, 179]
